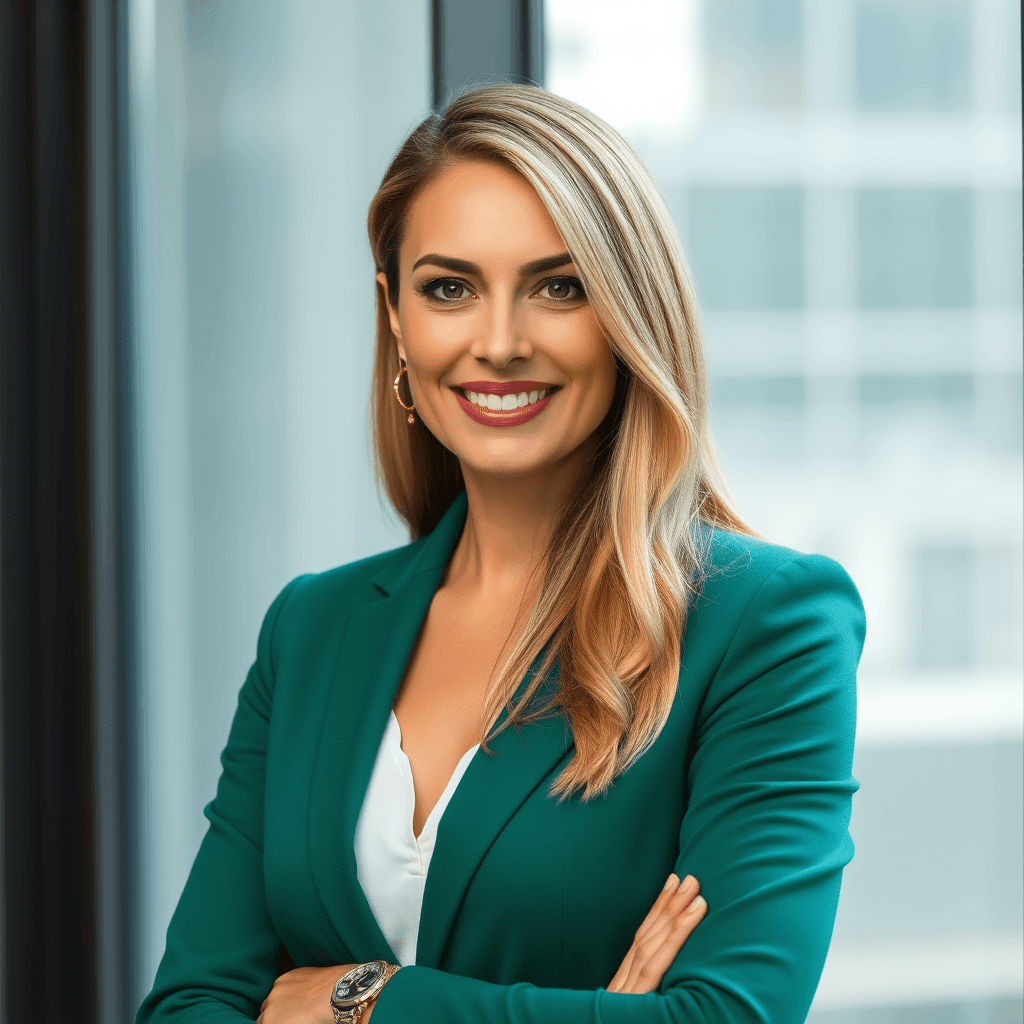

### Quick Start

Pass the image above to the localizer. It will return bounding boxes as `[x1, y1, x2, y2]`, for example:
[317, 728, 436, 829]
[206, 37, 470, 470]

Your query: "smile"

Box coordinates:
[453, 380, 559, 427]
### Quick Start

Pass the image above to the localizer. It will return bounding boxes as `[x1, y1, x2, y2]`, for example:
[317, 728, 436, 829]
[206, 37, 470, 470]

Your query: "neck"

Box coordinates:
[447, 443, 595, 596]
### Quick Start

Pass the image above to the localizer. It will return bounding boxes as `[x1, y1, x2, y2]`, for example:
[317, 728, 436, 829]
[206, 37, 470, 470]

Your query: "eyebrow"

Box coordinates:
[410, 252, 575, 277]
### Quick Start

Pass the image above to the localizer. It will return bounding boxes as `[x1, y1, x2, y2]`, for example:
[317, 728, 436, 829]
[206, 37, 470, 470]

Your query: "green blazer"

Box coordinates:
[138, 491, 864, 1024]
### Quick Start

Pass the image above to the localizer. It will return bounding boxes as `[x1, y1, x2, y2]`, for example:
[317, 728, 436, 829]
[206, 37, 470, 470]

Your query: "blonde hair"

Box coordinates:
[367, 85, 753, 800]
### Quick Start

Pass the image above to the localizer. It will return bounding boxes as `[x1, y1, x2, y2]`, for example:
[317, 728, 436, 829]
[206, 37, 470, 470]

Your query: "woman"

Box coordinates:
[137, 85, 864, 1024]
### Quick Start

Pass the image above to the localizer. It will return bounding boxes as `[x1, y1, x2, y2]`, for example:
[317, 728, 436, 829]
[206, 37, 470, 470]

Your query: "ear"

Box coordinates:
[376, 272, 406, 361]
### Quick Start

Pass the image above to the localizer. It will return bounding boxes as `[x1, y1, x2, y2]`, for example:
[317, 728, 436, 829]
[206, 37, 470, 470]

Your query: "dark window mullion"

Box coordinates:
[1, 1, 96, 1022]
[432, 0, 545, 109]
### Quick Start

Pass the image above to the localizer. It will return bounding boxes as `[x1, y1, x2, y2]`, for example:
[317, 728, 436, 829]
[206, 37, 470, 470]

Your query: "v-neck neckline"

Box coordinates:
[306, 490, 576, 969]
[385, 710, 480, 842]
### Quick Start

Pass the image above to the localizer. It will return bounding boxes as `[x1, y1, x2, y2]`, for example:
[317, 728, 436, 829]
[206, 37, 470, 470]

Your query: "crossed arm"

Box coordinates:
[137, 553, 864, 1024]
[257, 873, 708, 1022]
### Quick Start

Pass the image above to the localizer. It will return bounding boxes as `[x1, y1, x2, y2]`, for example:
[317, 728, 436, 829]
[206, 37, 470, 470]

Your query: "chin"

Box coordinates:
[462, 454, 555, 480]
[454, 440, 563, 480]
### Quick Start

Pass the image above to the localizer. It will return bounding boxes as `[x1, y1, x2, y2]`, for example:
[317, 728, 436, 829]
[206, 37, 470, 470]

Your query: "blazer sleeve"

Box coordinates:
[370, 553, 865, 1024]
[135, 574, 308, 1024]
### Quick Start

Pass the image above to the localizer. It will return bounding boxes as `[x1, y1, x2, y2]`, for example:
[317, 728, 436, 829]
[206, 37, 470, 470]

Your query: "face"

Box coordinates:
[378, 159, 618, 483]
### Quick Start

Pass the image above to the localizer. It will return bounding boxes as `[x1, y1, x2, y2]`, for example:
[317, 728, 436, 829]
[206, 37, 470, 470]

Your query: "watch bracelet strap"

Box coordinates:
[332, 963, 401, 1024]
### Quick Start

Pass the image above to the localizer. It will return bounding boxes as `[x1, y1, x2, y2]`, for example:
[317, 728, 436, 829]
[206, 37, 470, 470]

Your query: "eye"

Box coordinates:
[536, 276, 585, 302]
[418, 277, 473, 303]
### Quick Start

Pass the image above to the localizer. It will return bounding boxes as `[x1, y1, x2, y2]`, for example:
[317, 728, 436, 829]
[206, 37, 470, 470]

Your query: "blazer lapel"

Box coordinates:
[306, 488, 576, 971]
[415, 665, 574, 970]
[306, 494, 469, 963]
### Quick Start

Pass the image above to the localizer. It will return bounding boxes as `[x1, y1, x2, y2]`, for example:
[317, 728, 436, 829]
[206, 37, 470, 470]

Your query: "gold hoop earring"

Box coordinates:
[393, 364, 416, 425]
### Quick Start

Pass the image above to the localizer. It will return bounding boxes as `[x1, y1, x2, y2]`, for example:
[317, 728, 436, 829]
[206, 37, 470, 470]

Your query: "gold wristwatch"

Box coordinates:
[329, 961, 400, 1023]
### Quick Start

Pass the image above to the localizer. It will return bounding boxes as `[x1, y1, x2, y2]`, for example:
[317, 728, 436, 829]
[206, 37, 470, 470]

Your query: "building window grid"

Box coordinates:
[687, 1, 1022, 680]
[546, 0, 1023, 680]
[547, 1, 1022, 1014]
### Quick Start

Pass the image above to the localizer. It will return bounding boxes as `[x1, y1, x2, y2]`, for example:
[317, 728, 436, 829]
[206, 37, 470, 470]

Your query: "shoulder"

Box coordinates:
[256, 492, 469, 672]
[255, 536, 426, 663]
[700, 527, 862, 614]
[685, 527, 865, 674]
[290, 537, 424, 608]
[681, 529, 864, 773]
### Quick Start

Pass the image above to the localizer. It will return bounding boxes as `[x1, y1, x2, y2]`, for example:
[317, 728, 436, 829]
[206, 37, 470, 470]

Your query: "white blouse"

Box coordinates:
[354, 710, 480, 966]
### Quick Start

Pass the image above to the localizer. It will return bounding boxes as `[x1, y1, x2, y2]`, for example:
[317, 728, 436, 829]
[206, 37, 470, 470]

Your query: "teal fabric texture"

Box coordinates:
[137, 491, 865, 1024]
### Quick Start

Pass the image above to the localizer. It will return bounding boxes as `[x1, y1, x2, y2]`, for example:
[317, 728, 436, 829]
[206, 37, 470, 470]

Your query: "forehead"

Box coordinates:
[401, 160, 568, 270]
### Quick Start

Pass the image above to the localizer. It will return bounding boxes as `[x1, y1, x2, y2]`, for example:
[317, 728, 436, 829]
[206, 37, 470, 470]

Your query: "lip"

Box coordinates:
[454, 388, 554, 427]
[457, 380, 554, 396]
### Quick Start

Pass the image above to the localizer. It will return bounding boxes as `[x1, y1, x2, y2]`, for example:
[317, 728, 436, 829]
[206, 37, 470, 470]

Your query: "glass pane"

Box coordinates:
[547, 0, 1024, 1017]
[856, 0, 971, 111]
[857, 188, 974, 308]
[706, 0, 803, 108]
[688, 186, 805, 309]
[125, 0, 427, 993]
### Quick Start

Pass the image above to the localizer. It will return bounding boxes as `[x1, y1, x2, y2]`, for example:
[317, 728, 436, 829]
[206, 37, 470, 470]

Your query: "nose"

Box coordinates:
[469, 292, 532, 368]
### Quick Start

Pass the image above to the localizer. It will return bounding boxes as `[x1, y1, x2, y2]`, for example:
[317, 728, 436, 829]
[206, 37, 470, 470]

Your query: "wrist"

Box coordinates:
[367, 963, 400, 1019]
[361, 995, 377, 1023]
[330, 962, 400, 1023]
[357, 978, 390, 1024]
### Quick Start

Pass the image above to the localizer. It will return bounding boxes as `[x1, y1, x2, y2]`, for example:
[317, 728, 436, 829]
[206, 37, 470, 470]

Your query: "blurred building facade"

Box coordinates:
[547, 0, 1023, 1020]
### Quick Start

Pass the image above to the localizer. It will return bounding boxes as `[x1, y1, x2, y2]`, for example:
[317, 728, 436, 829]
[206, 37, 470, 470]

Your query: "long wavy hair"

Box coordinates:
[367, 85, 753, 800]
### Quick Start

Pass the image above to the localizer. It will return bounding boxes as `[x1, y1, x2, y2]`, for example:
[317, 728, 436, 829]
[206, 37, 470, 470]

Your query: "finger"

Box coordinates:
[611, 874, 681, 991]
[623, 891, 705, 993]
[648, 876, 700, 941]
[631, 873, 686, 946]
[635, 896, 707, 992]
[632, 873, 679, 937]
[659, 893, 707, 959]
[637, 875, 696, 936]
[613, 876, 698, 992]
[611, 876, 702, 994]
[624, 895, 707, 994]
[634, 875, 698, 945]
[606, 946, 635, 993]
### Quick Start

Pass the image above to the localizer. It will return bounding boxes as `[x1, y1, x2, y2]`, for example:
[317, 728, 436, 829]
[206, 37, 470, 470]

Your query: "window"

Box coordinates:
[687, 186, 804, 310]
[912, 544, 975, 668]
[858, 372, 973, 407]
[710, 374, 807, 463]
[911, 544, 1020, 669]
[857, 188, 974, 308]
[976, 188, 1024, 307]
[705, 0, 803, 108]
[856, 0, 971, 112]
[548, 0, 1024, 1015]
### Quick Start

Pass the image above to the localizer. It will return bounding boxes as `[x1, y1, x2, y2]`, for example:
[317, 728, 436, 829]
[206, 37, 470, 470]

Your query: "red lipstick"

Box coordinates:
[453, 381, 557, 428]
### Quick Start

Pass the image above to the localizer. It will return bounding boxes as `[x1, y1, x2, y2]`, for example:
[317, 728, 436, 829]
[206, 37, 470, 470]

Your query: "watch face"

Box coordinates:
[332, 962, 384, 1008]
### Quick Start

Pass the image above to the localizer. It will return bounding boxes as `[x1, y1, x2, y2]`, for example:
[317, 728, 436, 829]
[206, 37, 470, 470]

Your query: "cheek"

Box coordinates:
[400, 309, 458, 376]
[531, 309, 613, 378]
[570, 329, 618, 410]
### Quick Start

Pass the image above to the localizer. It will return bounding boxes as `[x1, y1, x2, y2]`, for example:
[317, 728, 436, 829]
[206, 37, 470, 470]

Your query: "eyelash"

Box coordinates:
[415, 275, 587, 306]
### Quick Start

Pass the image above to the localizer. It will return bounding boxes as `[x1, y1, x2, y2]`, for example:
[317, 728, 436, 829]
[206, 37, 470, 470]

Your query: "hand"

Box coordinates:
[606, 873, 706, 994]
[258, 964, 360, 1024]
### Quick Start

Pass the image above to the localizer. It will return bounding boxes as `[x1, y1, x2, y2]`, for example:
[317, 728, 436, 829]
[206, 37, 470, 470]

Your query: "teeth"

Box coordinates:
[466, 388, 552, 411]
